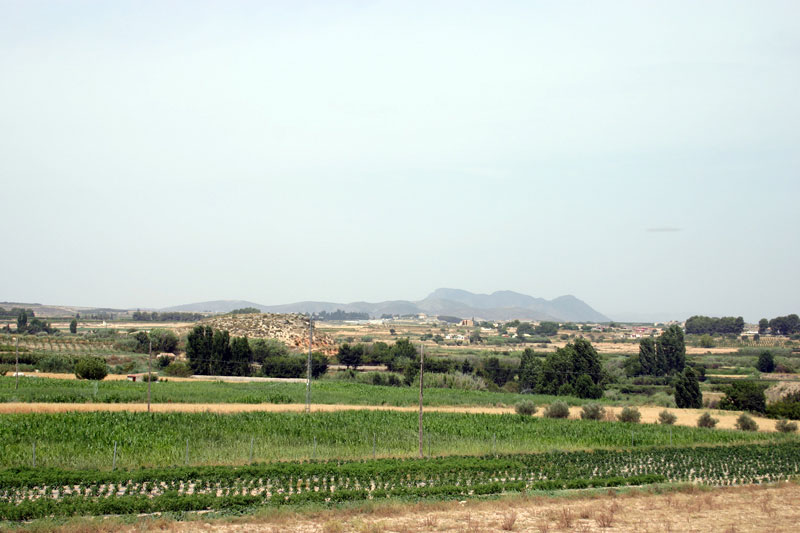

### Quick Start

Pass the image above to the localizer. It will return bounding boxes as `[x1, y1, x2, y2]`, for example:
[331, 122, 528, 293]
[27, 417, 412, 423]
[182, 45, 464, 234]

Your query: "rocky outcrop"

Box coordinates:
[198, 313, 335, 354]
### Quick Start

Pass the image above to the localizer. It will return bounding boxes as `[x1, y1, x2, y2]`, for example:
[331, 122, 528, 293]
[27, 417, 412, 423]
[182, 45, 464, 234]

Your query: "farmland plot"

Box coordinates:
[1, 442, 799, 520]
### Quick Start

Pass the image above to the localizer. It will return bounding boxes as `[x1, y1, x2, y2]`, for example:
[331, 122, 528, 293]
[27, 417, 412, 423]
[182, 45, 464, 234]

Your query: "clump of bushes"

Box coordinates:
[658, 410, 677, 425]
[697, 412, 718, 428]
[515, 400, 537, 416]
[164, 361, 192, 377]
[543, 401, 570, 419]
[735, 413, 758, 432]
[580, 403, 606, 420]
[74, 357, 108, 381]
[617, 406, 641, 423]
[38, 355, 74, 373]
[775, 419, 798, 433]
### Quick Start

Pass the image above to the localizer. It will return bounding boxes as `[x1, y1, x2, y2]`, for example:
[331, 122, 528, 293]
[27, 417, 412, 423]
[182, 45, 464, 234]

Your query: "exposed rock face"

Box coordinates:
[199, 313, 335, 354]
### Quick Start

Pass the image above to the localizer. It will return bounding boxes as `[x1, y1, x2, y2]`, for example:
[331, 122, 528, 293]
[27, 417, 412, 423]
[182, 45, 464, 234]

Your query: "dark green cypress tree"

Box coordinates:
[674, 367, 702, 408]
[638, 338, 657, 375]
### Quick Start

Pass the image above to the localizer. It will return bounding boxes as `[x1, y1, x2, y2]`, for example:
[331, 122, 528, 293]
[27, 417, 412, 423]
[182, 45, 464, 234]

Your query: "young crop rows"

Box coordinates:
[1, 442, 799, 521]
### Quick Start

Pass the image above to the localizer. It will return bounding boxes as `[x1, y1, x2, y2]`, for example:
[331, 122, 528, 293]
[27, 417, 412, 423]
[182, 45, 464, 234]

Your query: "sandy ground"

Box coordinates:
[129, 482, 800, 533]
[0, 402, 779, 432]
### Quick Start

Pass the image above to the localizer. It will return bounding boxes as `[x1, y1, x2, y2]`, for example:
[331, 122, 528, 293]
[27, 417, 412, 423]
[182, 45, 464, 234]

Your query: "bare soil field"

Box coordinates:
[0, 402, 778, 432]
[123, 481, 800, 533]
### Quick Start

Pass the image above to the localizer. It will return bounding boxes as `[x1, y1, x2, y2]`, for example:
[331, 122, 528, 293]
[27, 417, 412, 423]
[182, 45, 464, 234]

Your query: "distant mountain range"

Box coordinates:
[161, 288, 611, 323]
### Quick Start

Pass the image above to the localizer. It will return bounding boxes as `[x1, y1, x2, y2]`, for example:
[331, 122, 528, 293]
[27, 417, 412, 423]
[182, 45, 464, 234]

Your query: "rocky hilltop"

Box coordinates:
[199, 313, 335, 354]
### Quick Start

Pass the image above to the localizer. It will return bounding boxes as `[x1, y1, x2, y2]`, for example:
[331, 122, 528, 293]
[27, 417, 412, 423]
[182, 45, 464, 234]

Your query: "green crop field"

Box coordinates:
[1, 442, 799, 520]
[0, 410, 789, 471]
[0, 376, 684, 407]
[0, 376, 561, 406]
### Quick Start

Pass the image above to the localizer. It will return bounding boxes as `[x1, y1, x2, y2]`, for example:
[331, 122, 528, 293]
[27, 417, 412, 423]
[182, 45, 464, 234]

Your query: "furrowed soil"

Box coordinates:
[0, 402, 779, 432]
[51, 481, 800, 533]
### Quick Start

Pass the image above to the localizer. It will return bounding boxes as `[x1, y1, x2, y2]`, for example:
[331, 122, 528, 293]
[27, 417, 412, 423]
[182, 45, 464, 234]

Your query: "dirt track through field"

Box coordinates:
[0, 402, 779, 432]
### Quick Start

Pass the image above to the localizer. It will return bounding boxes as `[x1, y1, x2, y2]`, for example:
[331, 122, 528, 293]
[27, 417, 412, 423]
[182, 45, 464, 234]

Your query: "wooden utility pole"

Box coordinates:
[14, 337, 19, 391]
[418, 343, 424, 458]
[147, 338, 152, 413]
[306, 316, 313, 413]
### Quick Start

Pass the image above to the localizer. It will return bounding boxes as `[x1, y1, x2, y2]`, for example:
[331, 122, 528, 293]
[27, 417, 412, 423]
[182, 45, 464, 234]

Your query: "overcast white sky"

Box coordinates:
[1, 1, 798, 322]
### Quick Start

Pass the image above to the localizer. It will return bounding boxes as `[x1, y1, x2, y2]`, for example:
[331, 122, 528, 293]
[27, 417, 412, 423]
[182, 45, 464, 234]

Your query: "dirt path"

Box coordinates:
[0, 402, 779, 432]
[139, 482, 800, 533]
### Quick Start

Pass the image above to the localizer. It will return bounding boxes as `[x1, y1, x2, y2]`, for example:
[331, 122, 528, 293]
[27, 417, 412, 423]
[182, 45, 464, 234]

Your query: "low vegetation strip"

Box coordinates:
[2, 442, 799, 520]
[0, 411, 787, 470]
[0, 376, 536, 407]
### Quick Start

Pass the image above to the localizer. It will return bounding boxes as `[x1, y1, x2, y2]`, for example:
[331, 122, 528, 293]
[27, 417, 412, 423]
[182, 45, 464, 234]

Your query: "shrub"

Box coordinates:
[557, 383, 576, 397]
[157, 355, 173, 369]
[544, 401, 570, 419]
[515, 400, 537, 416]
[719, 382, 767, 413]
[618, 406, 641, 423]
[575, 374, 603, 399]
[580, 403, 606, 420]
[141, 373, 158, 382]
[757, 351, 775, 373]
[697, 412, 718, 428]
[658, 410, 677, 425]
[164, 361, 192, 377]
[735, 413, 758, 431]
[38, 355, 74, 373]
[74, 357, 108, 380]
[775, 419, 798, 433]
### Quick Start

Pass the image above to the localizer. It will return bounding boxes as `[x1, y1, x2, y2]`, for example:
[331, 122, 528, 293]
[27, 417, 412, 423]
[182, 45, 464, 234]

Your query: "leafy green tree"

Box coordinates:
[69, 319, 78, 334]
[210, 329, 231, 375]
[149, 329, 179, 354]
[768, 314, 800, 336]
[337, 343, 363, 370]
[391, 337, 417, 359]
[758, 318, 769, 334]
[16, 310, 28, 331]
[311, 352, 328, 378]
[250, 338, 289, 363]
[186, 325, 214, 375]
[638, 338, 657, 375]
[75, 357, 108, 380]
[518, 348, 541, 392]
[757, 351, 775, 373]
[534, 322, 559, 336]
[575, 373, 602, 399]
[674, 367, 702, 408]
[539, 349, 572, 394]
[230, 336, 252, 376]
[719, 381, 767, 413]
[516, 322, 535, 336]
[657, 325, 685, 374]
[570, 338, 603, 384]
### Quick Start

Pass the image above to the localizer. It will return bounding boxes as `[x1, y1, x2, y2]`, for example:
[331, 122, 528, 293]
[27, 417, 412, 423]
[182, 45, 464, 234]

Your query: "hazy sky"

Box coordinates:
[1, 1, 798, 322]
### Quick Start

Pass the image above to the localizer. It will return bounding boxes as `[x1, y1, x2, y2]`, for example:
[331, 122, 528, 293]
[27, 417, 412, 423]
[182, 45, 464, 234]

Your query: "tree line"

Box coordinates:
[313, 309, 370, 321]
[624, 325, 701, 409]
[2, 310, 58, 335]
[185, 325, 327, 378]
[684, 315, 744, 336]
[759, 314, 800, 336]
[131, 311, 205, 322]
